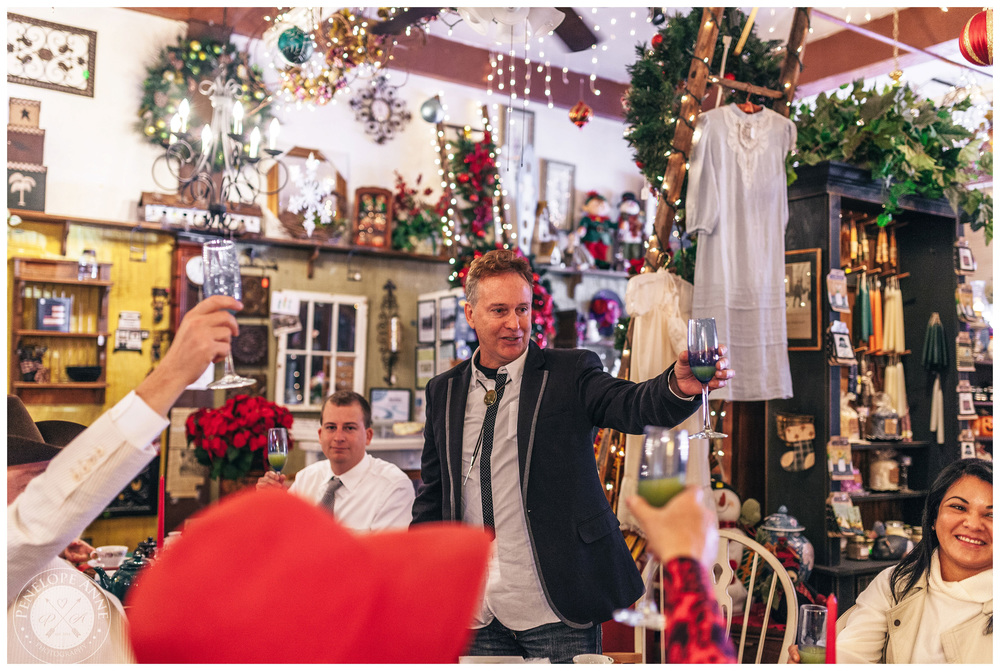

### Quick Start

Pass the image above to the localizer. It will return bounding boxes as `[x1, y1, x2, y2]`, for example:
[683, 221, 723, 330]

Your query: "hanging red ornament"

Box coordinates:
[569, 100, 592, 128]
[959, 8, 993, 66]
[635, 160, 644, 169]
[723, 72, 736, 80]
[651, 33, 663, 48]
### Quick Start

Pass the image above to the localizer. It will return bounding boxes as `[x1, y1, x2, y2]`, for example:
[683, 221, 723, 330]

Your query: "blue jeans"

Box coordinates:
[466, 619, 601, 664]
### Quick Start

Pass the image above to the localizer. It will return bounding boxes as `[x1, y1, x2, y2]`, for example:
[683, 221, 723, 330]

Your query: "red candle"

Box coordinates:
[825, 594, 837, 664]
[156, 474, 166, 553]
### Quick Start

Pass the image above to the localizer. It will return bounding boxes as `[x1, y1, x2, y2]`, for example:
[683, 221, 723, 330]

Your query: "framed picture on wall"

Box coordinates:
[498, 106, 535, 163]
[438, 295, 458, 342]
[540, 159, 575, 231]
[785, 248, 822, 350]
[417, 300, 436, 344]
[437, 342, 456, 375]
[370, 387, 413, 422]
[416, 345, 435, 389]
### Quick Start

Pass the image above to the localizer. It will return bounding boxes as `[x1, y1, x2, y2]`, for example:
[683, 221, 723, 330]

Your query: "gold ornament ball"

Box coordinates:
[889, 69, 903, 83]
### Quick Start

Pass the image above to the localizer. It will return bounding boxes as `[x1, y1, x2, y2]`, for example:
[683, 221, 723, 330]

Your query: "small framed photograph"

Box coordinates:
[437, 342, 456, 375]
[833, 333, 854, 360]
[960, 441, 977, 459]
[417, 300, 436, 344]
[454, 299, 476, 342]
[370, 387, 413, 422]
[416, 345, 435, 389]
[438, 295, 458, 342]
[958, 391, 976, 417]
[785, 248, 822, 350]
[956, 243, 976, 274]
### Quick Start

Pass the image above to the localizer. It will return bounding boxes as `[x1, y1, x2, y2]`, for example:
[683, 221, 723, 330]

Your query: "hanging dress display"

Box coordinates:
[686, 104, 797, 401]
[617, 270, 707, 532]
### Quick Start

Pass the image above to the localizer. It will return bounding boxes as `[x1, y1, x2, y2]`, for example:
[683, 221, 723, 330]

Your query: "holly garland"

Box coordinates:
[447, 130, 556, 348]
[138, 36, 273, 149]
[624, 8, 782, 199]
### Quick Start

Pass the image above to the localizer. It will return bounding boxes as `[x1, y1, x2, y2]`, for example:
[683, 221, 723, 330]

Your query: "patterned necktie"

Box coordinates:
[319, 476, 343, 515]
[480, 372, 507, 537]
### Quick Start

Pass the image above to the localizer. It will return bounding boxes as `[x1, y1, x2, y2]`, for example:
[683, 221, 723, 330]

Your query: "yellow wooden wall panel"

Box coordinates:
[7, 221, 175, 424]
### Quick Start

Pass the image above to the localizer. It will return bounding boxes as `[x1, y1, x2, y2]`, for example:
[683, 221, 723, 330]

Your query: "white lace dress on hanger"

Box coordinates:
[686, 104, 796, 401]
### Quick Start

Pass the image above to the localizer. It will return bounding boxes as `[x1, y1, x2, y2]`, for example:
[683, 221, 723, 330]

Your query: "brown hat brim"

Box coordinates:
[7, 436, 61, 466]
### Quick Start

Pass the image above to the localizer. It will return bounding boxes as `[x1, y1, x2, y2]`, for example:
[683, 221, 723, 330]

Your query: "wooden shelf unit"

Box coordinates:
[764, 162, 962, 610]
[10, 257, 113, 405]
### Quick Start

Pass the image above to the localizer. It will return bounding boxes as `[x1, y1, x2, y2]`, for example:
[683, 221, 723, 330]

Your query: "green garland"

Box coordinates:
[791, 80, 992, 242]
[138, 36, 273, 150]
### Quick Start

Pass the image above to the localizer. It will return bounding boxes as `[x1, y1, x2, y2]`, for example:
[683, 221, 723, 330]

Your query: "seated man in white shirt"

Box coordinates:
[257, 391, 414, 530]
[7, 295, 243, 664]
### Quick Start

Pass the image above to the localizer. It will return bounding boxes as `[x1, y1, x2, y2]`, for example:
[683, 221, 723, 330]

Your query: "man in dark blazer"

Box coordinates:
[411, 250, 733, 662]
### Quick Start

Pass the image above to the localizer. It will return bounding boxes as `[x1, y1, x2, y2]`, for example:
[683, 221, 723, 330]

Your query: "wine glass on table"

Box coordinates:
[687, 318, 727, 439]
[202, 239, 255, 389]
[267, 428, 289, 473]
[612, 426, 689, 631]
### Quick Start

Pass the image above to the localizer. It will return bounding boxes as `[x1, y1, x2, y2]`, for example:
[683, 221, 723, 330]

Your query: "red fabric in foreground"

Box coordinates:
[127, 488, 491, 663]
[661, 557, 737, 664]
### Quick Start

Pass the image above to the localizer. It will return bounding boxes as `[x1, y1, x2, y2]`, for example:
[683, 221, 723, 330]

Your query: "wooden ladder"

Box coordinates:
[602, 7, 812, 532]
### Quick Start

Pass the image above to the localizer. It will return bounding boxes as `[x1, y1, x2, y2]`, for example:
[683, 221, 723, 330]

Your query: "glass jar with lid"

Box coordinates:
[78, 249, 98, 280]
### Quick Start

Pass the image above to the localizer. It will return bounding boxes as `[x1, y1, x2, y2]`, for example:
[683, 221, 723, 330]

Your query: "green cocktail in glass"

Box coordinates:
[798, 645, 826, 664]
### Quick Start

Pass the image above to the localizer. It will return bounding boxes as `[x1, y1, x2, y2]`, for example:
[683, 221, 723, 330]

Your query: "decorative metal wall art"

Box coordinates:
[7, 13, 96, 97]
[349, 73, 412, 144]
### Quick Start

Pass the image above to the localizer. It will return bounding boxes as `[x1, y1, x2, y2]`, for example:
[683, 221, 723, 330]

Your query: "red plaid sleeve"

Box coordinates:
[661, 557, 737, 664]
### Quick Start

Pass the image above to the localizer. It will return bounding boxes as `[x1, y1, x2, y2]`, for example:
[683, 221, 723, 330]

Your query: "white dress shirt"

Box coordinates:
[461, 347, 560, 630]
[289, 452, 414, 530]
[7, 391, 167, 663]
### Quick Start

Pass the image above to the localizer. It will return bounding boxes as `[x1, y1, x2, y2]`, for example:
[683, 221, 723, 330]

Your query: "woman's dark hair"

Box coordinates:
[890, 458, 992, 609]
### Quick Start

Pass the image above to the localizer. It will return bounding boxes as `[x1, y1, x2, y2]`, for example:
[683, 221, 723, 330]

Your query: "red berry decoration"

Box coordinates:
[635, 161, 644, 169]
[724, 72, 736, 80]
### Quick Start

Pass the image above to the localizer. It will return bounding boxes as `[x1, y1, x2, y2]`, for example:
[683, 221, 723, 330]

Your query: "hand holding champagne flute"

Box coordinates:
[687, 318, 728, 439]
[267, 428, 289, 473]
[613, 426, 689, 630]
[202, 239, 255, 389]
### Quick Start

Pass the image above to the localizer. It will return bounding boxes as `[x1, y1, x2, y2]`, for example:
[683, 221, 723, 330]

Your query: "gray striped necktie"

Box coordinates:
[319, 476, 343, 514]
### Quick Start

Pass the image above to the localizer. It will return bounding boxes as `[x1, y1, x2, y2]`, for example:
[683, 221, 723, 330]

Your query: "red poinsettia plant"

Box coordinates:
[186, 395, 294, 481]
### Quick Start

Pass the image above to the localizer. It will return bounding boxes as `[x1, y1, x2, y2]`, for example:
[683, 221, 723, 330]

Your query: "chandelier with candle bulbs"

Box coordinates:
[151, 67, 288, 233]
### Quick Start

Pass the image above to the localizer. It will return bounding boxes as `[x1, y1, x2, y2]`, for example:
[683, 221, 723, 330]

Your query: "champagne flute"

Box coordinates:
[797, 604, 828, 663]
[202, 239, 255, 389]
[687, 318, 727, 439]
[612, 426, 689, 631]
[267, 428, 289, 473]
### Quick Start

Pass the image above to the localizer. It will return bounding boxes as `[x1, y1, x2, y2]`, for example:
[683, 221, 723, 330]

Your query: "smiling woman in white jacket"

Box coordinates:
[789, 458, 992, 664]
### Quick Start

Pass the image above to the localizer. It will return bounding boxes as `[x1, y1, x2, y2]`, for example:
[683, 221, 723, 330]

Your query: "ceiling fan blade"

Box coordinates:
[553, 8, 598, 52]
[369, 7, 442, 36]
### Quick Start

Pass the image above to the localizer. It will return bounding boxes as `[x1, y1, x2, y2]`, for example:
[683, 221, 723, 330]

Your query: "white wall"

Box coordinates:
[7, 7, 644, 228]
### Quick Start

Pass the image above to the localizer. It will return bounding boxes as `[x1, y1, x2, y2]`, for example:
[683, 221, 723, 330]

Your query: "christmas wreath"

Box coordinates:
[138, 36, 274, 150]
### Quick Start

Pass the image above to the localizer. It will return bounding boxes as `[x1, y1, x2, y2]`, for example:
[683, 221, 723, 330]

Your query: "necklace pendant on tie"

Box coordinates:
[484, 389, 497, 406]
